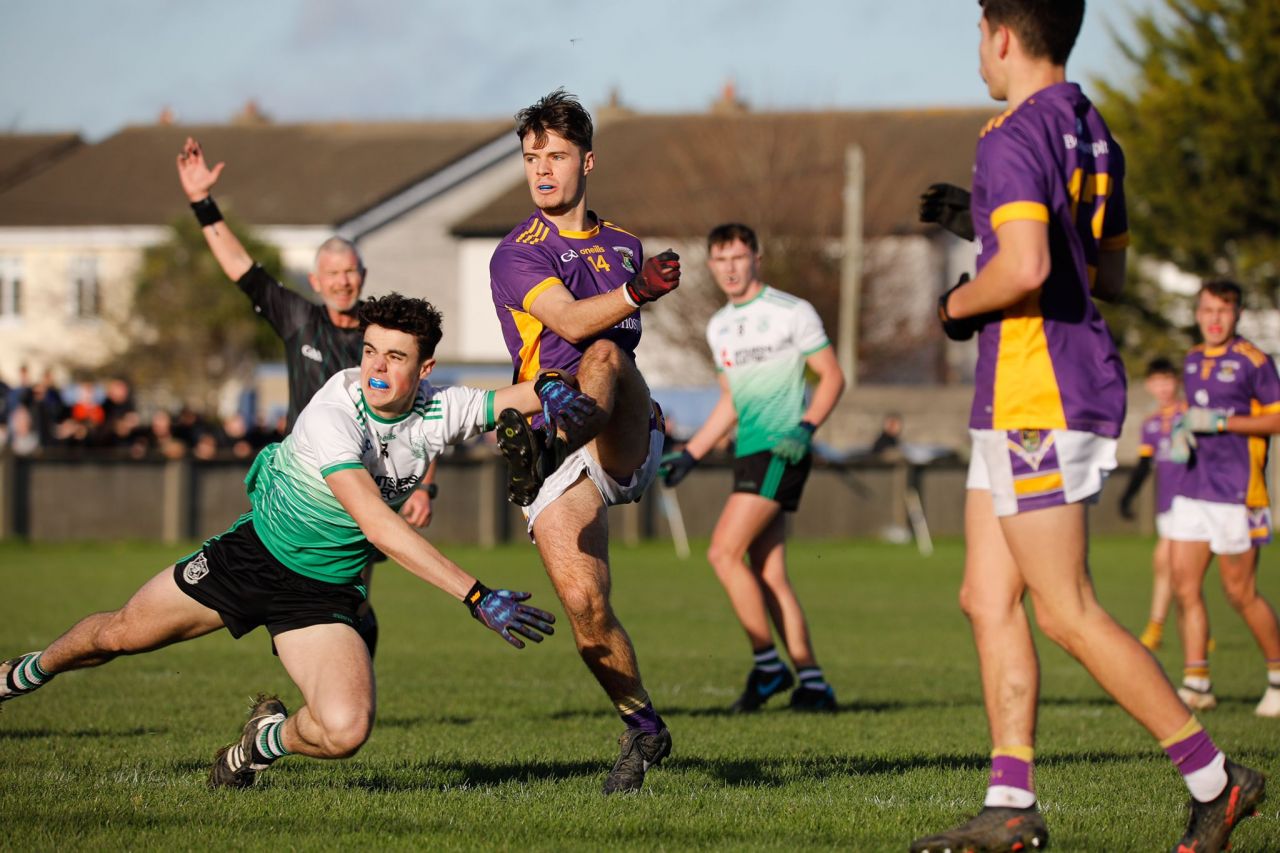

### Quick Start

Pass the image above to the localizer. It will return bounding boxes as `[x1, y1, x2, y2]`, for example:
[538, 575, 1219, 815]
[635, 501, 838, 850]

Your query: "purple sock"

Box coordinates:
[990, 754, 1033, 791]
[1163, 725, 1220, 776]
[619, 700, 666, 735]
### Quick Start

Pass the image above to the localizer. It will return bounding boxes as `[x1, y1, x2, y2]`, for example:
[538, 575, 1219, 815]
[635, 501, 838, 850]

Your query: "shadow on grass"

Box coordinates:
[0, 725, 161, 740]
[295, 748, 1168, 792]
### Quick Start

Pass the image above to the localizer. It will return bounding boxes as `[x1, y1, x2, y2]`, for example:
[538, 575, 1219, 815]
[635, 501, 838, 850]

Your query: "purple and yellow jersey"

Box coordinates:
[969, 82, 1130, 437]
[1138, 401, 1187, 514]
[1179, 337, 1280, 508]
[489, 210, 644, 382]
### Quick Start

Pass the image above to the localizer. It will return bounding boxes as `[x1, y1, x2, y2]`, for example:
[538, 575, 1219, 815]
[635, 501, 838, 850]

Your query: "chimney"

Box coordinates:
[156, 107, 175, 126]
[595, 87, 635, 125]
[711, 80, 748, 115]
[233, 99, 271, 126]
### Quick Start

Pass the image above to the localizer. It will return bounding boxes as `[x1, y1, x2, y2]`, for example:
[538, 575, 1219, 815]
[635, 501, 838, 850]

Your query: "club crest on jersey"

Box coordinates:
[410, 434, 429, 459]
[1215, 360, 1239, 383]
[1007, 430, 1055, 471]
[183, 552, 210, 585]
[612, 246, 636, 274]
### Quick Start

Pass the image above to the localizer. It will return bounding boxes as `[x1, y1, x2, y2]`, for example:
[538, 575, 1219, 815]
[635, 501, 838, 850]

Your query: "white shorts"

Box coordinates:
[1164, 496, 1273, 555]
[1155, 510, 1176, 540]
[967, 429, 1116, 518]
[524, 427, 664, 532]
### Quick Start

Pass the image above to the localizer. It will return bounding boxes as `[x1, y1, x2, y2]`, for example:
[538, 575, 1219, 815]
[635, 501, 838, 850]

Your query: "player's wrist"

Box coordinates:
[798, 420, 817, 434]
[190, 195, 223, 227]
[463, 580, 491, 615]
[620, 281, 643, 309]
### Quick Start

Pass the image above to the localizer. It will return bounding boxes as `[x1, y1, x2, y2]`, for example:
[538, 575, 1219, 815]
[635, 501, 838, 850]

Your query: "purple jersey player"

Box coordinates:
[1117, 358, 1186, 652]
[1165, 279, 1280, 721]
[488, 90, 682, 795]
[913, 3, 1263, 851]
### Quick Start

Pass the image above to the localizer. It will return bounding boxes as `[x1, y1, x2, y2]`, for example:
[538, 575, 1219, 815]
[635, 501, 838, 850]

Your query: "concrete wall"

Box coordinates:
[0, 452, 1162, 545]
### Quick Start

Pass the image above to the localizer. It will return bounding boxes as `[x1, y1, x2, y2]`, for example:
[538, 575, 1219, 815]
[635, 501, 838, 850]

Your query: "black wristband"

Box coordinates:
[798, 421, 817, 434]
[464, 580, 491, 615]
[533, 370, 570, 396]
[190, 196, 223, 227]
[425, 482, 439, 499]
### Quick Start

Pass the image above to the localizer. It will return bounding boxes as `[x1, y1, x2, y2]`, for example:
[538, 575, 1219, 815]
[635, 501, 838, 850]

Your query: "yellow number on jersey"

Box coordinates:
[589, 255, 611, 273]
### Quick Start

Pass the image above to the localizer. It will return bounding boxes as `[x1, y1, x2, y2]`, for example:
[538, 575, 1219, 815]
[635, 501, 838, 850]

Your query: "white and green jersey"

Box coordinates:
[707, 286, 831, 457]
[245, 368, 496, 584]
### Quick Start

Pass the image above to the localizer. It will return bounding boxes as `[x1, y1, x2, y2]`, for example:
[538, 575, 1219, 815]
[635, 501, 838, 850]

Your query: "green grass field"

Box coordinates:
[0, 535, 1277, 851]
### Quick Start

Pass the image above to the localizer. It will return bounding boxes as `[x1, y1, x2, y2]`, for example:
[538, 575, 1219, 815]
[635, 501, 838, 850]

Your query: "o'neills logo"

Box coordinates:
[183, 552, 210, 584]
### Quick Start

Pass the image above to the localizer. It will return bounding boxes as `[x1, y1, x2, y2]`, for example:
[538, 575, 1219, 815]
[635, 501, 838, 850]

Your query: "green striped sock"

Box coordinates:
[8, 652, 51, 692]
[255, 719, 291, 762]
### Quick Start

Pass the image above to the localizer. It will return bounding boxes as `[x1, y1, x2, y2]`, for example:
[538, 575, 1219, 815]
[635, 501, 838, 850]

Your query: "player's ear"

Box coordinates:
[582, 150, 595, 176]
[418, 357, 436, 380]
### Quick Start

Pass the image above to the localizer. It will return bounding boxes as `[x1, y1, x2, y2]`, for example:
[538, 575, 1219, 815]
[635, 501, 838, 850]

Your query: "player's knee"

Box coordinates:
[581, 339, 623, 371]
[957, 582, 997, 623]
[315, 708, 373, 758]
[1221, 577, 1255, 610]
[560, 586, 612, 637]
[706, 541, 742, 571]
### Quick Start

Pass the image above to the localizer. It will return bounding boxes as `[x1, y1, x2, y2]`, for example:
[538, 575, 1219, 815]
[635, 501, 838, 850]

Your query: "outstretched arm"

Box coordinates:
[175, 137, 253, 281]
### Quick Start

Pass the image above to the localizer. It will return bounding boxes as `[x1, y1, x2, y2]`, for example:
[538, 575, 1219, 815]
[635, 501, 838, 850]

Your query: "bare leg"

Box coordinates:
[273, 623, 375, 759]
[533, 475, 649, 707]
[573, 340, 652, 479]
[1150, 537, 1173, 624]
[1002, 503, 1190, 740]
[749, 512, 818, 669]
[961, 489, 1039, 748]
[39, 566, 226, 673]
[706, 493, 785, 652]
[1170, 539, 1215, 667]
[1218, 549, 1280, 660]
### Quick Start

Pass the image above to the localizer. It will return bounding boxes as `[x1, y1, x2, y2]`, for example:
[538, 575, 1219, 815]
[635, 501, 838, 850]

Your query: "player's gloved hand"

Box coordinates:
[938, 274, 998, 342]
[465, 582, 555, 649]
[1168, 416, 1197, 465]
[919, 182, 975, 242]
[534, 370, 596, 445]
[623, 250, 680, 306]
[1183, 406, 1230, 434]
[659, 449, 698, 487]
[771, 421, 816, 464]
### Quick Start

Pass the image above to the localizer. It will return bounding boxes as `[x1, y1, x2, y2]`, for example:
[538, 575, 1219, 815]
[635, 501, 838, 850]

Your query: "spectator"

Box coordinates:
[8, 405, 40, 457]
[871, 412, 904, 458]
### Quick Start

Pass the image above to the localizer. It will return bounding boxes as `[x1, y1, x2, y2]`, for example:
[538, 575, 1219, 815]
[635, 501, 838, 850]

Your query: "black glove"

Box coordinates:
[919, 182, 974, 241]
[659, 449, 698, 487]
[937, 274, 996, 342]
[623, 250, 680, 306]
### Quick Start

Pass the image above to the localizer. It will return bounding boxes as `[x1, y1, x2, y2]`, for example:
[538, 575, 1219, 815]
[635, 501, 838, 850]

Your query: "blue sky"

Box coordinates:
[1, 1, 1163, 139]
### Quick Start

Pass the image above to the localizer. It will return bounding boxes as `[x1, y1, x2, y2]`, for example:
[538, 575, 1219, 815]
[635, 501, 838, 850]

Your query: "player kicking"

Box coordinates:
[0, 294, 570, 788]
[911, 3, 1263, 851]
[1166, 280, 1280, 717]
[1117, 358, 1187, 651]
[177, 137, 438, 657]
[659, 223, 845, 713]
[488, 90, 681, 793]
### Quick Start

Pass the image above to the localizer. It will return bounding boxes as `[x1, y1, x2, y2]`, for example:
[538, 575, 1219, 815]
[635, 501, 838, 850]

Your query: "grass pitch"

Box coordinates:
[0, 535, 1277, 851]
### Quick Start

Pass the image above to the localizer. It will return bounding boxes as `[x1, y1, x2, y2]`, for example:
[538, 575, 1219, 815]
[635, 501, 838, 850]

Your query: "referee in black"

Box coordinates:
[176, 136, 437, 656]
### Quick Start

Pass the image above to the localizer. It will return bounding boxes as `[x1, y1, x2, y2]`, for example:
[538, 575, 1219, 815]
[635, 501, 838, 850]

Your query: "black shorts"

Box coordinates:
[732, 450, 812, 512]
[174, 516, 366, 639]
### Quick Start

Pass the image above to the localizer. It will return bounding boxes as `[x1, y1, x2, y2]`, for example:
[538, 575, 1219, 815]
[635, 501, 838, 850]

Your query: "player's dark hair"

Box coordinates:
[979, 0, 1085, 66]
[1199, 279, 1243, 307]
[515, 88, 593, 152]
[707, 222, 759, 254]
[358, 293, 443, 362]
[1145, 357, 1177, 378]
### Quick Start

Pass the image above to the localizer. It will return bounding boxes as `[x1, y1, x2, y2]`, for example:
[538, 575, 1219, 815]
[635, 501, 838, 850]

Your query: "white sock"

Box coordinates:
[1185, 752, 1228, 802]
[1182, 675, 1212, 693]
[984, 785, 1037, 809]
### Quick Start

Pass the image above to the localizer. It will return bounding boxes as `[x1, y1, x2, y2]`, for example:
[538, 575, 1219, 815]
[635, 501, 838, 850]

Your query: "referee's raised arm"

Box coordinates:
[176, 137, 253, 281]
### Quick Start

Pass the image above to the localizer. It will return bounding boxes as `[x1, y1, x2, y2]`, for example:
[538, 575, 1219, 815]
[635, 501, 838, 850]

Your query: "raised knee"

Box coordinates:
[315, 709, 372, 758]
[581, 339, 623, 369]
[1221, 581, 1254, 610]
[560, 587, 611, 637]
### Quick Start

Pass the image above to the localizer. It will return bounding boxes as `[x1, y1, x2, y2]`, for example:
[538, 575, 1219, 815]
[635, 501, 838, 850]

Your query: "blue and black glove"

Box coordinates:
[659, 449, 698, 487]
[771, 421, 816, 464]
[919, 182, 974, 242]
[465, 582, 556, 649]
[534, 370, 596, 446]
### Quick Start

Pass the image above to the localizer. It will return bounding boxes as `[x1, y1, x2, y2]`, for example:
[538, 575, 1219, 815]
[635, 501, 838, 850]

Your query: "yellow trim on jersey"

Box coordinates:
[507, 308, 544, 382]
[991, 201, 1050, 232]
[602, 220, 639, 240]
[1014, 471, 1064, 497]
[521, 276, 563, 313]
[1138, 444, 1155, 458]
[516, 221, 551, 244]
[559, 223, 601, 239]
[980, 107, 1016, 138]
[1232, 339, 1270, 368]
[1248, 399, 1273, 507]
[1100, 233, 1130, 251]
[992, 309, 1069, 431]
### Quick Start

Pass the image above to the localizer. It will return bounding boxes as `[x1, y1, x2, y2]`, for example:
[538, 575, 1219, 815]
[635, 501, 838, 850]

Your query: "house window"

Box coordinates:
[0, 257, 20, 319]
[70, 256, 100, 319]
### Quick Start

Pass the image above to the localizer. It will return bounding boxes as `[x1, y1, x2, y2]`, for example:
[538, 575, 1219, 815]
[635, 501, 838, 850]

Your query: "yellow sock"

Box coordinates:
[1140, 620, 1164, 650]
